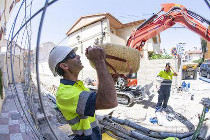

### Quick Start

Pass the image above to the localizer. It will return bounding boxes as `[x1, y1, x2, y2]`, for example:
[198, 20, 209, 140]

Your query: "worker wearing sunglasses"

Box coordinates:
[48, 46, 118, 140]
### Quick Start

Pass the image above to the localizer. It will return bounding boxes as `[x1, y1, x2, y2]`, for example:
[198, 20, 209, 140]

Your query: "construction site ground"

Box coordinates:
[96, 75, 210, 138]
[0, 74, 209, 139]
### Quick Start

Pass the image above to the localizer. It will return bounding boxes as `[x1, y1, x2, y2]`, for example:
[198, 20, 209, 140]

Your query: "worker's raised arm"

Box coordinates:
[86, 46, 118, 110]
[169, 65, 178, 76]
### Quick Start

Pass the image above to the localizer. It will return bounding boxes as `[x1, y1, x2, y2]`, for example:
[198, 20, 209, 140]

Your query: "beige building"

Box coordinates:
[66, 13, 161, 81]
[0, 0, 20, 50]
[1, 40, 26, 84]
[0, 0, 21, 82]
[185, 50, 203, 62]
[0, 0, 20, 112]
[0, 0, 21, 84]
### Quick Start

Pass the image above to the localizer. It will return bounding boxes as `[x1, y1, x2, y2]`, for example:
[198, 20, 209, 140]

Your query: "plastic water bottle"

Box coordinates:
[182, 81, 187, 91]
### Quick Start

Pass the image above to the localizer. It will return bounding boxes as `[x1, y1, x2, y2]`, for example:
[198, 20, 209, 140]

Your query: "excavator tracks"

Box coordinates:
[117, 91, 135, 106]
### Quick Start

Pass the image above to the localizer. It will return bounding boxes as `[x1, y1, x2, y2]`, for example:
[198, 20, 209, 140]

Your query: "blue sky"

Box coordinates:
[7, 0, 210, 54]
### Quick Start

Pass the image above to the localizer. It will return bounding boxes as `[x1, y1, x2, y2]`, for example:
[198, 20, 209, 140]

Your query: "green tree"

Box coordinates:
[149, 53, 172, 60]
[201, 38, 207, 61]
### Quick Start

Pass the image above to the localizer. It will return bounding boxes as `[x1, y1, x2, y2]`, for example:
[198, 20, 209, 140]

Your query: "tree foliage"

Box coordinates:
[201, 39, 207, 53]
[193, 58, 203, 66]
[149, 53, 173, 60]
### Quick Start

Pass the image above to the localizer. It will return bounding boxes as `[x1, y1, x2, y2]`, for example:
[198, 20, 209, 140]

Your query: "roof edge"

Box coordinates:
[66, 13, 123, 36]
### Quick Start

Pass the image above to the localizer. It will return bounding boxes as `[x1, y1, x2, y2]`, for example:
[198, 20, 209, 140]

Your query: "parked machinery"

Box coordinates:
[199, 63, 210, 79]
[127, 3, 210, 50]
[115, 73, 143, 106]
[111, 2, 210, 106]
[182, 62, 198, 80]
[100, 3, 210, 139]
[116, 3, 210, 106]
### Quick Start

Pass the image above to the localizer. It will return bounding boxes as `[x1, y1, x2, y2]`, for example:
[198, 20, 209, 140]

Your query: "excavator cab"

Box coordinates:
[116, 73, 143, 106]
[126, 73, 137, 87]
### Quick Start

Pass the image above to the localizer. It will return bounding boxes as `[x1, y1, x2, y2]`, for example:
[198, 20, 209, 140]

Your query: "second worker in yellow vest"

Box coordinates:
[156, 62, 178, 112]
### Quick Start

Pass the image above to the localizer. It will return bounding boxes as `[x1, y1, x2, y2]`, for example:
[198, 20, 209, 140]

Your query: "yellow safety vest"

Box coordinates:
[158, 70, 174, 80]
[56, 80, 97, 136]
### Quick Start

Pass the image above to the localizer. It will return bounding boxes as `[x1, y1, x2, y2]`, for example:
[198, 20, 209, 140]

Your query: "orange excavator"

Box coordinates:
[127, 3, 210, 50]
[103, 3, 210, 140]
[116, 3, 210, 106]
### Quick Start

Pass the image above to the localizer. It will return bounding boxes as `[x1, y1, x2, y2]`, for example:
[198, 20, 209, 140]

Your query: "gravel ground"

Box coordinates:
[96, 75, 210, 139]
[36, 73, 210, 139]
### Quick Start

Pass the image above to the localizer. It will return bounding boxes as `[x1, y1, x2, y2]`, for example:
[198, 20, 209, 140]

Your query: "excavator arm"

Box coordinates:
[127, 3, 210, 51]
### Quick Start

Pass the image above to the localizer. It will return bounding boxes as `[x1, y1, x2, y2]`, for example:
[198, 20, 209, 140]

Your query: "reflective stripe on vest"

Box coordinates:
[76, 91, 91, 116]
[72, 121, 98, 136]
[67, 116, 88, 125]
[160, 79, 172, 86]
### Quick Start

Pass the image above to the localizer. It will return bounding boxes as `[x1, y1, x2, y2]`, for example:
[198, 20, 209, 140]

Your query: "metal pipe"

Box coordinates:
[111, 117, 194, 139]
[158, 131, 194, 139]
[130, 130, 158, 140]
[180, 135, 193, 140]
[111, 117, 151, 134]
[111, 129, 136, 140]
[35, 0, 59, 139]
[8, 0, 42, 139]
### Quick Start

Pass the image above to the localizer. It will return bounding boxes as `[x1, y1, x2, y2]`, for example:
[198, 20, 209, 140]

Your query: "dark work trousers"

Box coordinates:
[156, 85, 171, 108]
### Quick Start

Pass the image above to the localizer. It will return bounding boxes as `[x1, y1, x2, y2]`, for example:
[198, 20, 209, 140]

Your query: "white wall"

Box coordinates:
[38, 42, 55, 63]
[189, 53, 202, 61]
[117, 25, 160, 60]
[110, 33, 125, 45]
[68, 19, 109, 81]
[138, 59, 181, 87]
[147, 38, 160, 54]
[116, 26, 135, 41]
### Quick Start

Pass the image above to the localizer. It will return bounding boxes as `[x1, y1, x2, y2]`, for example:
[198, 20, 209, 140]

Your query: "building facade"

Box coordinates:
[66, 13, 161, 81]
[185, 50, 203, 62]
[0, 0, 20, 51]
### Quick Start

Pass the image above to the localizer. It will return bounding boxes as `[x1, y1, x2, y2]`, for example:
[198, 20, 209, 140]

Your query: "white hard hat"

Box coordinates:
[48, 46, 78, 76]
